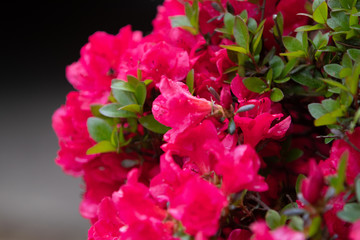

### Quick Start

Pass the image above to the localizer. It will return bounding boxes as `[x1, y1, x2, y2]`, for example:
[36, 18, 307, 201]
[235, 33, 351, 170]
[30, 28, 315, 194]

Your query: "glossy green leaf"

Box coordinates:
[282, 37, 303, 52]
[313, 1, 328, 24]
[100, 103, 137, 118]
[233, 17, 249, 53]
[112, 89, 137, 106]
[111, 79, 135, 92]
[118, 104, 141, 113]
[308, 216, 321, 237]
[324, 64, 343, 79]
[87, 117, 113, 143]
[220, 45, 247, 54]
[295, 24, 325, 32]
[308, 103, 327, 119]
[186, 69, 194, 94]
[270, 56, 284, 79]
[295, 174, 306, 194]
[266, 210, 282, 230]
[270, 88, 284, 102]
[289, 216, 304, 231]
[348, 49, 360, 62]
[337, 203, 360, 222]
[135, 82, 147, 106]
[292, 71, 323, 88]
[139, 114, 170, 134]
[314, 112, 337, 126]
[242, 77, 267, 93]
[86, 141, 116, 155]
[285, 148, 304, 162]
[170, 16, 192, 28]
[356, 178, 360, 203]
[322, 99, 340, 112]
[273, 12, 284, 37]
[236, 104, 255, 113]
[321, 78, 350, 92]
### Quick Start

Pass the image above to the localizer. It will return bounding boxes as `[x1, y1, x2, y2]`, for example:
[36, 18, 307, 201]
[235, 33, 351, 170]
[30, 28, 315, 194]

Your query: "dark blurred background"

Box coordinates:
[0, 1, 163, 239]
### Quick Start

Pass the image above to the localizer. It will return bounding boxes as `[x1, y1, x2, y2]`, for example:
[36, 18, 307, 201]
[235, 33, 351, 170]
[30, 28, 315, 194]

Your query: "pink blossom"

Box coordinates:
[300, 160, 324, 205]
[235, 113, 291, 147]
[67, 26, 141, 92]
[228, 229, 252, 240]
[350, 220, 360, 240]
[139, 41, 190, 83]
[216, 144, 268, 195]
[230, 75, 258, 101]
[168, 175, 228, 237]
[250, 221, 305, 240]
[152, 76, 215, 135]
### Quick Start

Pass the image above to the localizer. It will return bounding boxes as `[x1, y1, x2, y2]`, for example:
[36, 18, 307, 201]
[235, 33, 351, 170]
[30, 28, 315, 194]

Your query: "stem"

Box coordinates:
[248, 193, 270, 210]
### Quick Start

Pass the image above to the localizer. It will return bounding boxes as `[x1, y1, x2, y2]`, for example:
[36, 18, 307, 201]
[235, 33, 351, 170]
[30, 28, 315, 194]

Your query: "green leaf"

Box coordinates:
[296, 174, 306, 194]
[292, 71, 324, 88]
[313, 32, 329, 49]
[337, 203, 360, 222]
[224, 12, 235, 34]
[285, 148, 304, 162]
[228, 118, 236, 135]
[356, 178, 360, 203]
[252, 25, 264, 54]
[274, 77, 291, 83]
[134, 82, 147, 106]
[236, 104, 255, 113]
[220, 45, 247, 54]
[234, 17, 249, 53]
[110, 127, 119, 147]
[280, 50, 306, 58]
[321, 78, 350, 92]
[342, 53, 353, 68]
[339, 0, 354, 9]
[247, 17, 257, 33]
[314, 112, 337, 126]
[242, 77, 267, 93]
[313, 1, 328, 24]
[144, 79, 153, 86]
[312, 0, 325, 11]
[280, 58, 298, 78]
[328, 0, 342, 9]
[282, 37, 303, 52]
[170, 15, 192, 28]
[308, 216, 321, 237]
[308, 103, 327, 119]
[87, 117, 113, 143]
[111, 79, 135, 92]
[139, 114, 170, 134]
[324, 64, 343, 79]
[100, 103, 137, 118]
[270, 88, 284, 102]
[295, 24, 325, 32]
[270, 56, 284, 79]
[118, 104, 141, 113]
[112, 89, 137, 106]
[127, 75, 140, 88]
[348, 49, 360, 62]
[329, 151, 348, 193]
[273, 12, 284, 37]
[86, 141, 116, 155]
[266, 210, 282, 230]
[322, 99, 340, 112]
[186, 69, 194, 94]
[289, 216, 304, 231]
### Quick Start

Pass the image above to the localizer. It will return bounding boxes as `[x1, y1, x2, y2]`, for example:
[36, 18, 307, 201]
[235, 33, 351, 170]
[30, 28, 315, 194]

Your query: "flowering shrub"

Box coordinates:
[53, 0, 360, 239]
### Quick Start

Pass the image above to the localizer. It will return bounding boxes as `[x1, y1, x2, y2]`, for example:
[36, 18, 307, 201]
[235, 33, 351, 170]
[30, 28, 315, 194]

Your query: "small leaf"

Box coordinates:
[87, 117, 113, 143]
[139, 114, 170, 134]
[282, 37, 303, 52]
[270, 56, 284, 79]
[314, 112, 337, 126]
[337, 203, 360, 222]
[236, 104, 255, 114]
[242, 77, 267, 93]
[112, 89, 137, 106]
[144, 79, 153, 86]
[356, 178, 360, 203]
[228, 118, 236, 135]
[233, 17, 249, 53]
[86, 141, 116, 155]
[100, 103, 137, 118]
[322, 99, 339, 112]
[186, 69, 194, 94]
[280, 50, 306, 58]
[134, 82, 147, 106]
[348, 49, 360, 62]
[118, 104, 141, 113]
[295, 24, 325, 32]
[220, 45, 247, 54]
[111, 79, 135, 92]
[321, 78, 350, 92]
[266, 210, 282, 230]
[324, 64, 343, 79]
[292, 71, 323, 88]
[170, 15, 193, 28]
[289, 216, 304, 231]
[127, 75, 140, 88]
[273, 12, 284, 37]
[270, 88, 284, 102]
[313, 1, 328, 24]
[285, 148, 304, 162]
[308, 216, 321, 237]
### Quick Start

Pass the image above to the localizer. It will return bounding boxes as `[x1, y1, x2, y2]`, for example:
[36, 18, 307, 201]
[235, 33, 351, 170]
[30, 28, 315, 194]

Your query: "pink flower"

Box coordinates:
[228, 229, 252, 240]
[250, 221, 305, 240]
[350, 220, 360, 240]
[162, 120, 224, 174]
[152, 76, 214, 136]
[67, 26, 142, 92]
[89, 169, 175, 240]
[300, 160, 324, 205]
[230, 75, 258, 101]
[168, 175, 228, 237]
[139, 41, 190, 83]
[235, 113, 291, 148]
[216, 144, 268, 195]
[319, 127, 360, 185]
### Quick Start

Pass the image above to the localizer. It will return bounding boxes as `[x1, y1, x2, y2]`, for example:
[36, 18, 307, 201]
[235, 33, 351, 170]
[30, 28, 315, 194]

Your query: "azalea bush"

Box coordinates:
[52, 0, 360, 239]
